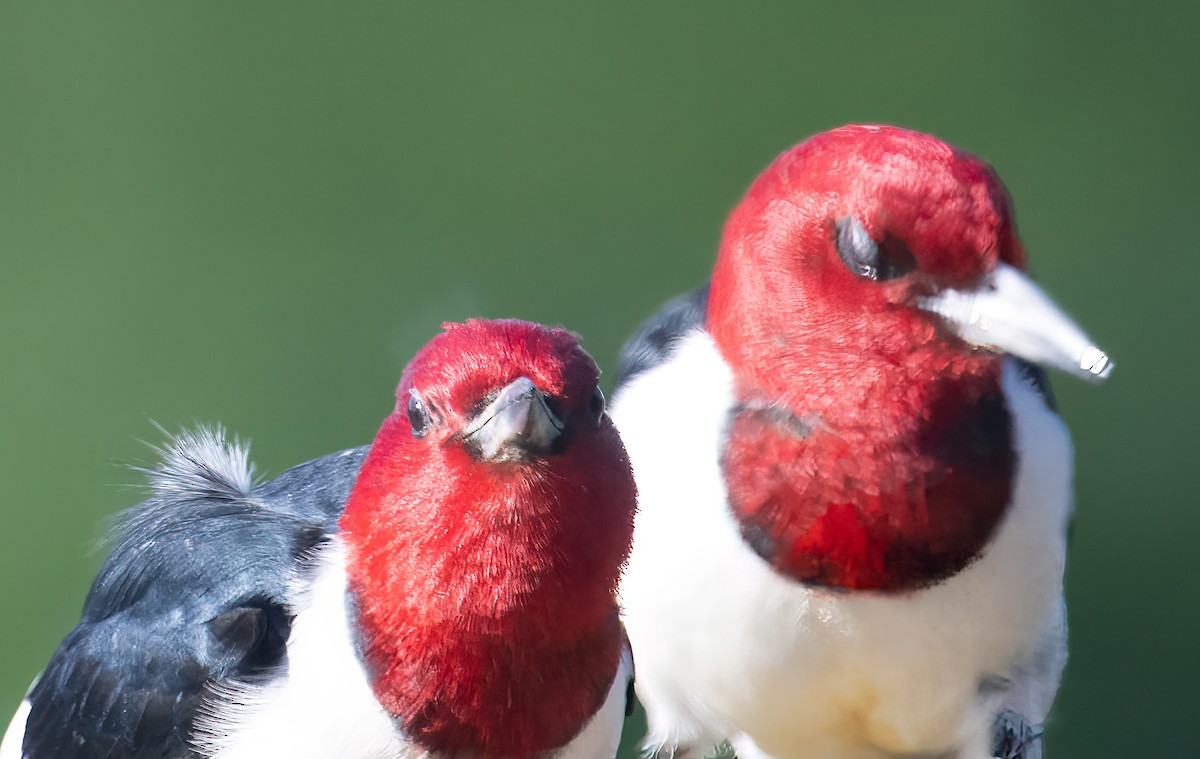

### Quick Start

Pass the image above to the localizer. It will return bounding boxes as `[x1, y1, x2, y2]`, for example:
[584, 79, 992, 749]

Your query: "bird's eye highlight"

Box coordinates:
[407, 391, 432, 438]
[834, 216, 915, 281]
[587, 386, 606, 429]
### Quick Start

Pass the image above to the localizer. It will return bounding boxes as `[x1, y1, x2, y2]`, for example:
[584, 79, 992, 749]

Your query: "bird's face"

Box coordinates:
[396, 319, 609, 468]
[343, 317, 638, 616]
[380, 321, 635, 558]
[707, 126, 1112, 591]
[345, 319, 634, 580]
[710, 124, 1110, 424]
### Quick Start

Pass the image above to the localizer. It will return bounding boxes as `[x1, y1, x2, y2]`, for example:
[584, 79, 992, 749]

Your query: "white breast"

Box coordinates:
[0, 698, 31, 759]
[194, 540, 412, 759]
[614, 332, 1072, 759]
[558, 647, 634, 759]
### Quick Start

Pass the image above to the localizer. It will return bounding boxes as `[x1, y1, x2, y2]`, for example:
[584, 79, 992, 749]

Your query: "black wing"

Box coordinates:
[613, 283, 709, 390]
[20, 428, 368, 759]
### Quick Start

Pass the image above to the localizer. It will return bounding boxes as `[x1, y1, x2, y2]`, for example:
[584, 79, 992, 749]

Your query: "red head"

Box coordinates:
[708, 125, 1108, 592]
[339, 319, 636, 757]
[710, 124, 1025, 408]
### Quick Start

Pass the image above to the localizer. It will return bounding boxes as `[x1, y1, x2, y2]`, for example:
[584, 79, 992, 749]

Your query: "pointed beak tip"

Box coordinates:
[1079, 346, 1114, 382]
[919, 263, 1117, 386]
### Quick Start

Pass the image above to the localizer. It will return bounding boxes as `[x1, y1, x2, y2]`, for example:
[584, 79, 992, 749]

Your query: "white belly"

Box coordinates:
[614, 333, 1072, 758]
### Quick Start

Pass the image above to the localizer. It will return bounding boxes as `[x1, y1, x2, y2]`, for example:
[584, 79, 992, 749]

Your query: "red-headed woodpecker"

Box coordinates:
[2, 319, 637, 759]
[612, 125, 1112, 759]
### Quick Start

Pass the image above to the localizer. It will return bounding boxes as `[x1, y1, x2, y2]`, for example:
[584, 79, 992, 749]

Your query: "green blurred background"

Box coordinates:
[1, 3, 1194, 757]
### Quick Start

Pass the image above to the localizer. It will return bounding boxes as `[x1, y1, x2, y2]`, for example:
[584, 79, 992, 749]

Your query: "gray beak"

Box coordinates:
[462, 376, 565, 462]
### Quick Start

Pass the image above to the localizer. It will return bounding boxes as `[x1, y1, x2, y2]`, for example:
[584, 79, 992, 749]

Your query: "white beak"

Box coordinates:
[918, 262, 1113, 382]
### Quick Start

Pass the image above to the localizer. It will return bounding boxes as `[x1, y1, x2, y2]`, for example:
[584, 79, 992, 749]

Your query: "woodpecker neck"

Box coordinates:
[338, 415, 629, 758]
[717, 333, 1015, 592]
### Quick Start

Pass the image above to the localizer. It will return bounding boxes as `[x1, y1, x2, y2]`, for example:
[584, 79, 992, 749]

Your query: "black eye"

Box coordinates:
[407, 392, 431, 438]
[834, 216, 915, 281]
[587, 386, 605, 429]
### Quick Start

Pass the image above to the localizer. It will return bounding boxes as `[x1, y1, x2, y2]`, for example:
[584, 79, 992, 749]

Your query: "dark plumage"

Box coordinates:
[20, 429, 367, 758]
[613, 284, 708, 389]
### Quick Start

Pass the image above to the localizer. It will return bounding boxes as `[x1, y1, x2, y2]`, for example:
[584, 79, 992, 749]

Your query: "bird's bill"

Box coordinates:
[462, 376, 565, 461]
[917, 262, 1113, 382]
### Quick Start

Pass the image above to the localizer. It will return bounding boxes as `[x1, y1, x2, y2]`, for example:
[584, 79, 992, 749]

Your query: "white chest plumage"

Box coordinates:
[0, 699, 31, 759]
[194, 540, 631, 759]
[194, 540, 410, 759]
[614, 332, 1071, 759]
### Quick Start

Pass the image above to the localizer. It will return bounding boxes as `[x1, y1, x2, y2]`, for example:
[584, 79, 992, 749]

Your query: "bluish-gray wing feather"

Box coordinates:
[613, 284, 709, 390]
[20, 430, 368, 759]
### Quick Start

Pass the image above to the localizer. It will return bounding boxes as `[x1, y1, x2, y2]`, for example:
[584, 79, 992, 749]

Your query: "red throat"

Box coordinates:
[338, 322, 636, 757]
[721, 356, 1014, 591]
